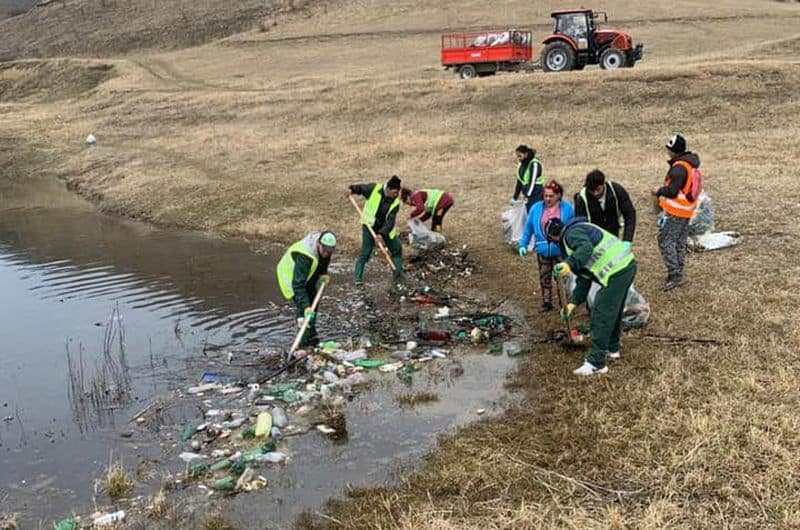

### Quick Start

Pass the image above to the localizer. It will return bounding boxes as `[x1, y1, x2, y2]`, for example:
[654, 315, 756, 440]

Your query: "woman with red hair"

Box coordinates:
[518, 180, 575, 312]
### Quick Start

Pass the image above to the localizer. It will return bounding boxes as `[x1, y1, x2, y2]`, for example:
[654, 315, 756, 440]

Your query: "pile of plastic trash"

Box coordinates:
[686, 192, 741, 252]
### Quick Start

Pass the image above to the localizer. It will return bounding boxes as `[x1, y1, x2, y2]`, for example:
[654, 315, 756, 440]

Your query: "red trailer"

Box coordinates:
[441, 29, 533, 79]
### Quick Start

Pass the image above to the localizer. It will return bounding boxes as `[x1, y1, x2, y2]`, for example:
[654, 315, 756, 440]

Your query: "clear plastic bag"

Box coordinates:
[501, 202, 527, 246]
[567, 277, 650, 330]
[689, 192, 715, 236]
[408, 219, 446, 250]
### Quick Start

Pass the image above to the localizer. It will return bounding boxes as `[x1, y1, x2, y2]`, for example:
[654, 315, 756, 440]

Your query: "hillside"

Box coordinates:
[2, 0, 800, 527]
[0, 0, 307, 59]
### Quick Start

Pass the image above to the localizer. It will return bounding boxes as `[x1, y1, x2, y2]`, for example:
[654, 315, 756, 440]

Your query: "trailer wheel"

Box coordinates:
[600, 48, 625, 70]
[541, 41, 575, 72]
[459, 64, 477, 80]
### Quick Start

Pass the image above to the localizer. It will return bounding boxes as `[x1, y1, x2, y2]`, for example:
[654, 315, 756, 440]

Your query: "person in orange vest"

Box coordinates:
[650, 134, 700, 291]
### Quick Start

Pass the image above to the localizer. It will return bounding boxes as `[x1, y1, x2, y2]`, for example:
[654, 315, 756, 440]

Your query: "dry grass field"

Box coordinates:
[2, 0, 800, 528]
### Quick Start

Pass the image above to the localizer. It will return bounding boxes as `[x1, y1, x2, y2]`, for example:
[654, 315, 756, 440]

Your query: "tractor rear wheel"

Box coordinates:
[459, 64, 477, 80]
[541, 42, 575, 73]
[600, 48, 625, 70]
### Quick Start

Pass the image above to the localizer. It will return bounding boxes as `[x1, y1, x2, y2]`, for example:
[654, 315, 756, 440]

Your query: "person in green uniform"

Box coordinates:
[276, 231, 336, 347]
[545, 217, 637, 376]
[348, 176, 404, 284]
[401, 187, 455, 233]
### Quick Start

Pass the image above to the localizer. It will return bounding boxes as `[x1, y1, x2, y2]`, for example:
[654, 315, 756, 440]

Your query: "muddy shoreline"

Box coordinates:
[0, 142, 529, 529]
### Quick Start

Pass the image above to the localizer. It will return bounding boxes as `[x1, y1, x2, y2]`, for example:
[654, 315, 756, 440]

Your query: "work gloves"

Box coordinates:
[508, 198, 518, 206]
[553, 262, 571, 279]
[518, 247, 527, 258]
[622, 241, 632, 251]
[303, 307, 316, 324]
[560, 303, 576, 322]
[319, 274, 331, 285]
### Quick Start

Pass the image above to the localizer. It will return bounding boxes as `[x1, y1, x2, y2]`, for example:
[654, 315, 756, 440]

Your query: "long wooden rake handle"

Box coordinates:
[348, 194, 396, 271]
[289, 280, 327, 355]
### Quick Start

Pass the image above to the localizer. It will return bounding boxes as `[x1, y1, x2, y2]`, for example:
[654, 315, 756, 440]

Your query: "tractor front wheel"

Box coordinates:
[600, 48, 625, 70]
[458, 64, 477, 80]
[541, 42, 575, 73]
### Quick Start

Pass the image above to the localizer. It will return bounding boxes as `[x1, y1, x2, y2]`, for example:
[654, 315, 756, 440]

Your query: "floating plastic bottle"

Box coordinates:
[270, 406, 288, 428]
[254, 411, 272, 438]
[252, 452, 287, 464]
[180, 423, 197, 442]
[54, 518, 78, 530]
[212, 477, 236, 491]
[93, 510, 125, 526]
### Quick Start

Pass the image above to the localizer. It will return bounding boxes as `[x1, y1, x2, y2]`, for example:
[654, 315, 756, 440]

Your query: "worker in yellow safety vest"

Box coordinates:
[348, 176, 404, 284]
[276, 231, 336, 347]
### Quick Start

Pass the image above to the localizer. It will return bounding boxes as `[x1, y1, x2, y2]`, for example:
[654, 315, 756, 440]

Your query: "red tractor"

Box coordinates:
[540, 9, 643, 72]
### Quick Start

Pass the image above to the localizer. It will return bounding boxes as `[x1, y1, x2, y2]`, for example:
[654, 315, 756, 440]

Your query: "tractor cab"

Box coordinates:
[540, 9, 643, 72]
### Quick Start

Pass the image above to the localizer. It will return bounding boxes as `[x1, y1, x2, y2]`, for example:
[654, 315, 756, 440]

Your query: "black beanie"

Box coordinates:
[666, 134, 686, 154]
[386, 175, 402, 190]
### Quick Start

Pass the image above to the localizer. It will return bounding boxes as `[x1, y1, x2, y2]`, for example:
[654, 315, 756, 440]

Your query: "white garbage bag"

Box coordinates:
[565, 274, 651, 329]
[689, 192, 715, 236]
[501, 202, 527, 246]
[408, 219, 446, 250]
[688, 231, 741, 252]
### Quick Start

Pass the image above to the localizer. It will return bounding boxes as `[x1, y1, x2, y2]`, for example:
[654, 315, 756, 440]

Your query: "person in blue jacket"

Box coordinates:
[518, 180, 574, 312]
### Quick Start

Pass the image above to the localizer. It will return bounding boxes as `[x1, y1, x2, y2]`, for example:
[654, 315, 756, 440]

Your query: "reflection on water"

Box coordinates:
[0, 184, 294, 520]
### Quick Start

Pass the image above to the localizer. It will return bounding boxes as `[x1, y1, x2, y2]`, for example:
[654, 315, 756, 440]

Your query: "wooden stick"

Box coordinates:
[554, 275, 573, 337]
[348, 194, 397, 272]
[288, 281, 327, 355]
[257, 282, 327, 385]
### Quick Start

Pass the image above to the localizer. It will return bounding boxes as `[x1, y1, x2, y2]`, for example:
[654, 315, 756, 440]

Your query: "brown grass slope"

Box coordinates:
[0, 0, 312, 60]
[1, 0, 800, 528]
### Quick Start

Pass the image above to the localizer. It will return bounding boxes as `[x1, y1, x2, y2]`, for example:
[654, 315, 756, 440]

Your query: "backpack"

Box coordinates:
[674, 161, 704, 203]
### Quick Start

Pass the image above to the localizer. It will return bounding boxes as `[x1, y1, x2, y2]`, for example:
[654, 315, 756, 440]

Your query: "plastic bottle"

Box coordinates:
[220, 416, 247, 430]
[270, 426, 282, 441]
[209, 458, 232, 472]
[180, 423, 197, 442]
[54, 518, 78, 530]
[93, 510, 125, 526]
[211, 477, 236, 491]
[254, 411, 272, 438]
[270, 406, 288, 428]
[188, 463, 208, 477]
[252, 452, 287, 464]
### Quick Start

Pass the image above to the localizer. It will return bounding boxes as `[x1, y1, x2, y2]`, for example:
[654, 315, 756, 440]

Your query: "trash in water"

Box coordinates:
[435, 307, 451, 319]
[92, 510, 125, 526]
[416, 329, 451, 342]
[54, 518, 78, 530]
[270, 406, 288, 428]
[334, 350, 367, 362]
[353, 359, 385, 369]
[502, 341, 522, 356]
[254, 412, 272, 438]
[199, 372, 236, 384]
[179, 452, 204, 463]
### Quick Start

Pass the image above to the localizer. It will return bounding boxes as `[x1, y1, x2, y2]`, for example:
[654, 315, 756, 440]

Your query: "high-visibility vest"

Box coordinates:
[362, 184, 400, 239]
[422, 189, 444, 214]
[659, 160, 697, 219]
[579, 181, 623, 229]
[562, 221, 634, 287]
[276, 234, 319, 300]
[516, 157, 544, 187]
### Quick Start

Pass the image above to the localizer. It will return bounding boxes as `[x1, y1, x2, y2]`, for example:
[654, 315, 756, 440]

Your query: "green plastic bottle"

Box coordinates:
[209, 458, 232, 472]
[54, 518, 78, 530]
[188, 463, 208, 478]
[212, 477, 236, 491]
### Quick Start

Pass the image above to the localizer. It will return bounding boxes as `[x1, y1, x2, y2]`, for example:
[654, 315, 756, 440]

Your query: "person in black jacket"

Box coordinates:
[511, 144, 544, 212]
[573, 169, 636, 247]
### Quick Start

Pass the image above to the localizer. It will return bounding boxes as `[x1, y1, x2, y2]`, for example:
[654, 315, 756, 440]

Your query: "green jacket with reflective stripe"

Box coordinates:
[357, 183, 401, 239]
[277, 232, 322, 302]
[560, 220, 635, 288]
